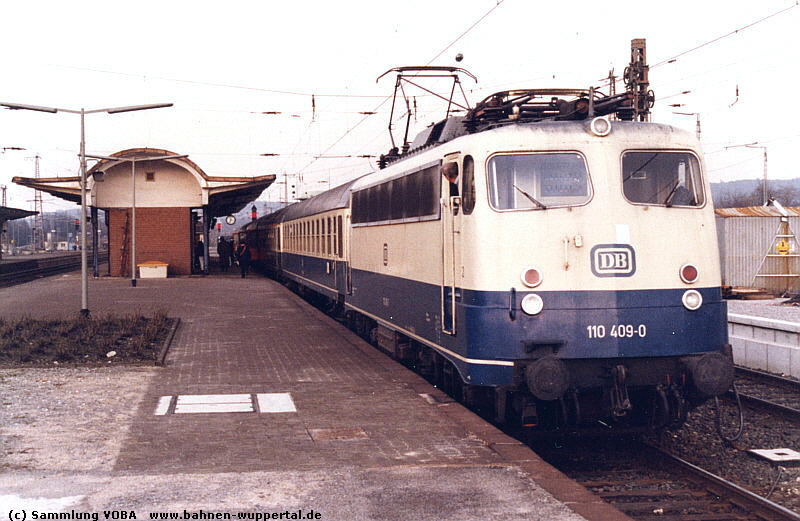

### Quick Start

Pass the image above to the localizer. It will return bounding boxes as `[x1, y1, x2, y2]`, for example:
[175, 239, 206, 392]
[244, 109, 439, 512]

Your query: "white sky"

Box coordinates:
[1, 0, 798, 211]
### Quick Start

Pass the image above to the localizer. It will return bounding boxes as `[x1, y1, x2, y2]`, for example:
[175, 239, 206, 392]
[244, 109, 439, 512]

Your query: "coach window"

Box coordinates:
[321, 218, 325, 254]
[337, 216, 343, 258]
[326, 217, 332, 256]
[320, 219, 324, 254]
[316, 219, 321, 254]
[622, 151, 704, 207]
[462, 155, 475, 214]
[323, 218, 328, 255]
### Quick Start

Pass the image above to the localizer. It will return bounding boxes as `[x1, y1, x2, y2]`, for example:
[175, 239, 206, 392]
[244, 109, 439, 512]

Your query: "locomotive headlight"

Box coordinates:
[682, 289, 703, 311]
[521, 267, 543, 288]
[521, 294, 544, 315]
[588, 116, 612, 137]
[680, 264, 699, 284]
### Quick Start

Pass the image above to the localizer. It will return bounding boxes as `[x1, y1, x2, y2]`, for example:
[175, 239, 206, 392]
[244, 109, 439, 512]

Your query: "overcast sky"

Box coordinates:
[1, 0, 798, 211]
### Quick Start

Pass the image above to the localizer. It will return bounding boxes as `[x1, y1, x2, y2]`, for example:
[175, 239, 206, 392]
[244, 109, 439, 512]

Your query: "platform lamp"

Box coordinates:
[87, 153, 187, 287]
[0, 101, 173, 316]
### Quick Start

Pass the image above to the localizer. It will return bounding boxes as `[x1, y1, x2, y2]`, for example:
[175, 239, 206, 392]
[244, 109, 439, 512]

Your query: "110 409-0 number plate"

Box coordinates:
[586, 324, 647, 339]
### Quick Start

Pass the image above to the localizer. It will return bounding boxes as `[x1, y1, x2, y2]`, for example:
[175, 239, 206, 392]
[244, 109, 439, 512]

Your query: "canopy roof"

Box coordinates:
[12, 148, 275, 219]
[0, 206, 36, 222]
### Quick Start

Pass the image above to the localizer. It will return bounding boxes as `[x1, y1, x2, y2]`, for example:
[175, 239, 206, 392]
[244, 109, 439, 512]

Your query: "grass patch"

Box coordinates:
[0, 311, 175, 367]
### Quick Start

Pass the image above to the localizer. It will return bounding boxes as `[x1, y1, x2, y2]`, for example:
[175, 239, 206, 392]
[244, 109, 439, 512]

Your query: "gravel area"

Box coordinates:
[0, 366, 157, 471]
[652, 396, 800, 513]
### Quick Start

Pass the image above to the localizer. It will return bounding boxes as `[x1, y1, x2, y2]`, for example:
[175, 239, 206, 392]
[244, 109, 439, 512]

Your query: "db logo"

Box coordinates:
[591, 244, 636, 277]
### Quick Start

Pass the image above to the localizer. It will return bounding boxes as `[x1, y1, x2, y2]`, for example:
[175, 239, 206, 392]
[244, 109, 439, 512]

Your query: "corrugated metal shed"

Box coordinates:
[715, 206, 800, 294]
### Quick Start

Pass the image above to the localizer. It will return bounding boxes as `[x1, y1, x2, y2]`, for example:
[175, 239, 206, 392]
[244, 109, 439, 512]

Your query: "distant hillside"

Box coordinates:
[712, 178, 800, 208]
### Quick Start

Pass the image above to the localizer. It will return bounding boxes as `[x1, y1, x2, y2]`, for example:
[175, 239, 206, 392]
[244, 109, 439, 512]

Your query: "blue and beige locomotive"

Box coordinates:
[241, 62, 733, 433]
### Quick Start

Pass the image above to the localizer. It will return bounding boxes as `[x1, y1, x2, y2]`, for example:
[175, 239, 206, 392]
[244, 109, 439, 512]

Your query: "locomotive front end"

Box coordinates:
[459, 120, 733, 431]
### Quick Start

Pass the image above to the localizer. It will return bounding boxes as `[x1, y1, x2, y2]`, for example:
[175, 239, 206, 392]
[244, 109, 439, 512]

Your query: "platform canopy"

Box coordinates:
[12, 148, 275, 219]
[0, 206, 37, 222]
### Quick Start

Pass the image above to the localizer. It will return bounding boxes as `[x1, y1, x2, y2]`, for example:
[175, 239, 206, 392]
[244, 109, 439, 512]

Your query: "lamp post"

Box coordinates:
[87, 153, 187, 287]
[0, 101, 172, 316]
[725, 142, 768, 206]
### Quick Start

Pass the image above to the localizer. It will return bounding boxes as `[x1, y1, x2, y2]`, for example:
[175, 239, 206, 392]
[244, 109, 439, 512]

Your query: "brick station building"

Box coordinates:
[13, 148, 274, 277]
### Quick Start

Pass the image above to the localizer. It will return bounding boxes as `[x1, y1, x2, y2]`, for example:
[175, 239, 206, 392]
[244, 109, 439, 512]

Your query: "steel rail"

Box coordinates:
[645, 443, 800, 521]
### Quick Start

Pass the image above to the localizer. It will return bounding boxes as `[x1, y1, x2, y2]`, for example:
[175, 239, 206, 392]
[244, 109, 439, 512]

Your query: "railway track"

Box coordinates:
[532, 437, 800, 521]
[529, 368, 800, 520]
[0, 252, 108, 287]
[733, 366, 800, 421]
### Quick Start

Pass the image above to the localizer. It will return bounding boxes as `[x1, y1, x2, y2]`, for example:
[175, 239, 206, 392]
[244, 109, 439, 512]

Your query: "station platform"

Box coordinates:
[0, 271, 630, 520]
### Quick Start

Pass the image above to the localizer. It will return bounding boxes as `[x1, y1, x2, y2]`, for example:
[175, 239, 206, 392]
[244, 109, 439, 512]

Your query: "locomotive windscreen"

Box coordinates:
[488, 153, 591, 210]
[622, 151, 704, 207]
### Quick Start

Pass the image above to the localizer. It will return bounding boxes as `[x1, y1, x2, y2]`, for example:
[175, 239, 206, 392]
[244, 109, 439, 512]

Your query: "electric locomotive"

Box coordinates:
[243, 52, 733, 433]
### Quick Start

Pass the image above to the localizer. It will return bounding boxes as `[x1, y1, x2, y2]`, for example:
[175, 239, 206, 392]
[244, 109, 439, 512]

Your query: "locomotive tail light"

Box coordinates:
[521, 267, 543, 288]
[680, 264, 699, 284]
[588, 116, 612, 137]
[682, 289, 703, 311]
[521, 293, 544, 315]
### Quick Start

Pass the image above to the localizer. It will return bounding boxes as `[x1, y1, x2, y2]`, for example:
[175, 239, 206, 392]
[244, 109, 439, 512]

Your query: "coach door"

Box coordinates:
[441, 156, 461, 335]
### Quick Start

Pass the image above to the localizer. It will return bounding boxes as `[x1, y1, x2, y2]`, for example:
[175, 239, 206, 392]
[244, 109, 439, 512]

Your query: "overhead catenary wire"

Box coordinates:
[289, 1, 507, 181]
[599, 2, 798, 92]
[651, 2, 798, 69]
[54, 64, 387, 99]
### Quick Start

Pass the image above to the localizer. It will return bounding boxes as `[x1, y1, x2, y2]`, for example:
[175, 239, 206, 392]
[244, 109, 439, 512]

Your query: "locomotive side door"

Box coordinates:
[441, 155, 462, 335]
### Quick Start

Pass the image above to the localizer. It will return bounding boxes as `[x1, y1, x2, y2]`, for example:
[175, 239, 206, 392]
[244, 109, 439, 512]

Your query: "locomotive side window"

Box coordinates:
[352, 163, 441, 225]
[622, 151, 704, 207]
[462, 155, 476, 215]
[488, 153, 591, 210]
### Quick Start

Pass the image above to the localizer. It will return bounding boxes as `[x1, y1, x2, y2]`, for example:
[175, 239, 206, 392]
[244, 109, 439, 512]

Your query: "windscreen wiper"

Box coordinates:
[513, 184, 547, 209]
[664, 180, 680, 207]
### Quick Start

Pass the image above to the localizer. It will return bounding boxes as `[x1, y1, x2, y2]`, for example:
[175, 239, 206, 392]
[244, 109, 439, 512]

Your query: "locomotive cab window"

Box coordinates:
[488, 153, 591, 210]
[622, 151, 704, 207]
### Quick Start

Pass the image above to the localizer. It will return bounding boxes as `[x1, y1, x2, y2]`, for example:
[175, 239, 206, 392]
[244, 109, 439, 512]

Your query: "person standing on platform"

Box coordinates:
[195, 238, 205, 272]
[217, 237, 231, 272]
[235, 239, 251, 278]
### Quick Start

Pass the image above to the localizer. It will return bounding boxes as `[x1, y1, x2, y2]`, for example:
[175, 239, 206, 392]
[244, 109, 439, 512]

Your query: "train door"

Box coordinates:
[441, 155, 462, 335]
[345, 213, 353, 295]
